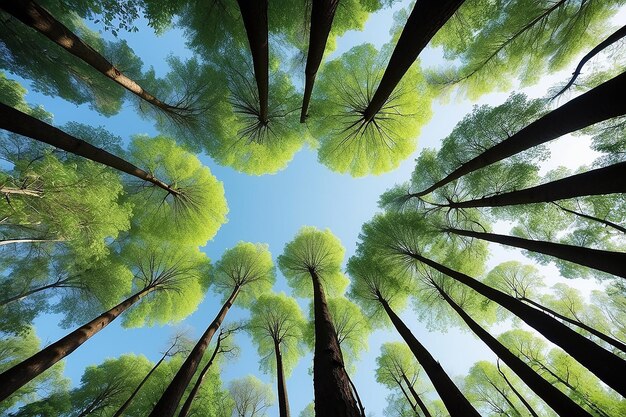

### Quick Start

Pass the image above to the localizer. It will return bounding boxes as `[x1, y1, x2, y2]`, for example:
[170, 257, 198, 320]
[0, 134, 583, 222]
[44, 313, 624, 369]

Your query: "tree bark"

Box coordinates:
[401, 373, 432, 417]
[413, 70, 626, 197]
[345, 368, 366, 417]
[236, 0, 269, 123]
[300, 0, 340, 122]
[309, 268, 360, 417]
[443, 227, 626, 279]
[407, 251, 626, 396]
[149, 285, 240, 417]
[444, 162, 626, 209]
[377, 296, 480, 417]
[0, 0, 184, 114]
[0, 286, 153, 401]
[0, 103, 180, 196]
[497, 360, 540, 417]
[274, 339, 291, 417]
[113, 353, 168, 417]
[434, 283, 591, 416]
[362, 0, 464, 122]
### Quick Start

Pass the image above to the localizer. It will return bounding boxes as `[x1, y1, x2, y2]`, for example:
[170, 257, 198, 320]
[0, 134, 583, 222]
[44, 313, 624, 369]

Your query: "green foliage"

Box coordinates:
[229, 375, 275, 417]
[375, 341, 423, 389]
[311, 43, 433, 176]
[278, 226, 349, 298]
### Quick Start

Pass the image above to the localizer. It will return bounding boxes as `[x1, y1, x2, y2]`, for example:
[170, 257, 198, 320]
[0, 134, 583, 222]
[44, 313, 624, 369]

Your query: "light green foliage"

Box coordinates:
[0, 327, 69, 414]
[278, 227, 350, 298]
[127, 135, 228, 246]
[229, 375, 275, 417]
[213, 242, 275, 306]
[247, 292, 306, 377]
[383, 392, 415, 417]
[311, 43, 433, 176]
[375, 341, 425, 391]
[590, 287, 626, 350]
[483, 261, 545, 301]
[431, 0, 626, 99]
[299, 402, 315, 417]
[121, 241, 211, 328]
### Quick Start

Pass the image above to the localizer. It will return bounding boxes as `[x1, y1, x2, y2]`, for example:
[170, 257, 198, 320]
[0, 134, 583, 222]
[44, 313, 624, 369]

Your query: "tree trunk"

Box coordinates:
[113, 354, 167, 417]
[0, 238, 62, 246]
[434, 283, 591, 416]
[0, 186, 42, 197]
[235, 0, 269, 123]
[396, 379, 419, 416]
[149, 285, 240, 417]
[0, 103, 180, 196]
[413, 70, 626, 197]
[0, 0, 184, 114]
[0, 285, 153, 401]
[274, 339, 291, 417]
[553, 24, 626, 98]
[309, 268, 360, 417]
[443, 227, 626, 279]
[407, 251, 626, 396]
[178, 332, 224, 417]
[552, 202, 626, 235]
[377, 296, 480, 417]
[401, 373, 432, 417]
[362, 0, 464, 122]
[345, 368, 366, 417]
[300, 0, 340, 122]
[0, 278, 73, 307]
[497, 360, 540, 417]
[445, 162, 626, 209]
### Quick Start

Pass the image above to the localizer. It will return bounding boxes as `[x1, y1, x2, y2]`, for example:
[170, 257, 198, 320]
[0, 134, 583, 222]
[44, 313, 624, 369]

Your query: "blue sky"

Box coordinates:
[14, 1, 626, 416]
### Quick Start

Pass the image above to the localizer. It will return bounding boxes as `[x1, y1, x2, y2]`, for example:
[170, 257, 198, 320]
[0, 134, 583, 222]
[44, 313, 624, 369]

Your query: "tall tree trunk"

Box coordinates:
[413, 70, 626, 197]
[401, 373, 432, 417]
[0, 238, 62, 246]
[396, 379, 419, 416]
[0, 286, 154, 401]
[520, 296, 626, 353]
[149, 285, 240, 417]
[345, 368, 366, 417]
[178, 332, 224, 417]
[0, 103, 180, 196]
[377, 296, 481, 417]
[300, 0, 340, 122]
[0, 278, 74, 307]
[497, 360, 540, 417]
[407, 251, 626, 396]
[235, 0, 269, 123]
[444, 162, 626, 209]
[113, 353, 168, 417]
[553, 24, 626, 98]
[434, 283, 591, 416]
[551, 201, 626, 235]
[0, 0, 184, 115]
[443, 227, 626, 279]
[309, 268, 360, 417]
[362, 0, 464, 122]
[274, 339, 291, 417]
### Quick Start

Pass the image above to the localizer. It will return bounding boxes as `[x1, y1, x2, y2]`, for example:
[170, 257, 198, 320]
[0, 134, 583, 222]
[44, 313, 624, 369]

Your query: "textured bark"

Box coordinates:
[0, 286, 153, 401]
[434, 284, 591, 416]
[363, 0, 464, 121]
[0, 103, 180, 195]
[407, 252, 626, 396]
[309, 268, 360, 417]
[300, 0, 340, 122]
[149, 285, 240, 417]
[236, 0, 269, 122]
[378, 297, 480, 417]
[445, 162, 626, 208]
[443, 227, 626, 279]
[0, 0, 184, 114]
[402, 373, 432, 417]
[497, 360, 540, 417]
[274, 340, 291, 417]
[414, 70, 626, 197]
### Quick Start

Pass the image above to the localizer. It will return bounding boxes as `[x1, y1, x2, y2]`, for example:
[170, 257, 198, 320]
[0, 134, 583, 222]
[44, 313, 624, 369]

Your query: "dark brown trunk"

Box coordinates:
[407, 252, 626, 396]
[236, 0, 269, 122]
[552, 201, 626, 234]
[521, 297, 626, 353]
[362, 0, 464, 121]
[553, 25, 626, 98]
[274, 339, 291, 417]
[0, 286, 153, 401]
[309, 268, 360, 417]
[345, 368, 366, 417]
[446, 162, 626, 209]
[401, 373, 432, 417]
[497, 360, 540, 417]
[300, 0, 340, 122]
[149, 285, 240, 417]
[178, 332, 224, 417]
[443, 227, 626, 279]
[0, 103, 180, 196]
[414, 70, 626, 197]
[0, 0, 183, 114]
[434, 283, 591, 416]
[113, 354, 167, 417]
[377, 296, 480, 417]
